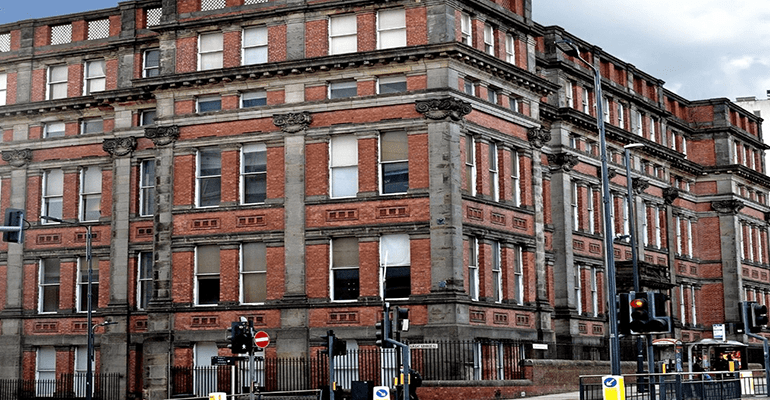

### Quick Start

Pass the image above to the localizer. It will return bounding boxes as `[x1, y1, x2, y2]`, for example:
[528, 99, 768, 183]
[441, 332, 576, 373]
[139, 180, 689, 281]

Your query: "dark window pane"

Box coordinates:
[244, 174, 266, 203]
[198, 98, 222, 112]
[382, 161, 408, 194]
[385, 266, 410, 298]
[197, 278, 220, 304]
[379, 80, 406, 94]
[334, 269, 359, 300]
[199, 177, 221, 206]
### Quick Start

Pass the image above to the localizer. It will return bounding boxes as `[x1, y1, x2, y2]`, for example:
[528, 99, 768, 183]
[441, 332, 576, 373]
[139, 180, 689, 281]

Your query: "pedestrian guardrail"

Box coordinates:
[579, 370, 746, 400]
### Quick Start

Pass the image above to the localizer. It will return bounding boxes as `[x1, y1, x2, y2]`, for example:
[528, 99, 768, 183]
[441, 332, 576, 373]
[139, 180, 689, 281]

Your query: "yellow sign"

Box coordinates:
[209, 393, 226, 400]
[601, 375, 625, 400]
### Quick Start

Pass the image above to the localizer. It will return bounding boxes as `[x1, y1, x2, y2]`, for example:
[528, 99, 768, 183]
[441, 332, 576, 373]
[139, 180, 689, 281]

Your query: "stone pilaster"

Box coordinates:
[711, 200, 745, 328]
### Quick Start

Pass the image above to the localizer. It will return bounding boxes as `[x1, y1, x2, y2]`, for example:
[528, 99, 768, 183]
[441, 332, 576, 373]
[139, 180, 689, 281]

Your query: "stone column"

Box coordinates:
[143, 125, 179, 400]
[0, 149, 31, 379]
[273, 112, 312, 358]
[100, 137, 138, 398]
[415, 98, 472, 335]
[711, 200, 746, 327]
[527, 128, 554, 343]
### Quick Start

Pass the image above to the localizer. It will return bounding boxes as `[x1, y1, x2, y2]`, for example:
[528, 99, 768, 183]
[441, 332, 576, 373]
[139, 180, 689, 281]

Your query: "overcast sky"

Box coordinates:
[2, 1, 769, 102]
[534, 0, 770, 102]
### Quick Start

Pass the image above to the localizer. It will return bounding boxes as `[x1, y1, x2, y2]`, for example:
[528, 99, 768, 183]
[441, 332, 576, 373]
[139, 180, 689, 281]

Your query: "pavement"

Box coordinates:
[504, 392, 580, 400]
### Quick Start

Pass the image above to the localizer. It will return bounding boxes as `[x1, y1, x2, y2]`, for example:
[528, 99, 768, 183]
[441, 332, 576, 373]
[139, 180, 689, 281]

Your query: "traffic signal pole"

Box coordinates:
[742, 302, 770, 397]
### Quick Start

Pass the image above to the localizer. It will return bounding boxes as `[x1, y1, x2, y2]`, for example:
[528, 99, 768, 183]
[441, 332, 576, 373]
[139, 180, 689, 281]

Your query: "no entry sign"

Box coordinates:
[254, 330, 270, 348]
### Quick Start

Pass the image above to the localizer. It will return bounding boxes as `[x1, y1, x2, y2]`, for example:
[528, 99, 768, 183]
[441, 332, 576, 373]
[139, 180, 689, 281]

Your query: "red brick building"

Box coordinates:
[0, 0, 766, 399]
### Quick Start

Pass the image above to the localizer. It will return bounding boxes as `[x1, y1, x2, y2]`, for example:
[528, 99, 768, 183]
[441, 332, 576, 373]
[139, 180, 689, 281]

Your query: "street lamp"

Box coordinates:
[556, 38, 621, 375]
[40, 215, 95, 400]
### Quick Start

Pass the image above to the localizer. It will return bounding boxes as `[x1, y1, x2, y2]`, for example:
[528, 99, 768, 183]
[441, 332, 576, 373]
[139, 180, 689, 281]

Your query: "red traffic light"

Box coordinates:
[630, 298, 646, 309]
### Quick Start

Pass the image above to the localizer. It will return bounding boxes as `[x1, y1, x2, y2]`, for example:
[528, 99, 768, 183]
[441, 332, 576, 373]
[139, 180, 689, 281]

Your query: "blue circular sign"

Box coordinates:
[604, 377, 617, 388]
[376, 388, 388, 397]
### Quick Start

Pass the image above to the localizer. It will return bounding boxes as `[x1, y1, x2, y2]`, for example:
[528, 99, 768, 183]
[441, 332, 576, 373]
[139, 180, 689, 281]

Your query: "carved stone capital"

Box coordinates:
[547, 152, 580, 172]
[2, 149, 32, 168]
[415, 98, 472, 121]
[712, 199, 744, 215]
[273, 112, 312, 133]
[598, 166, 617, 180]
[145, 125, 179, 146]
[527, 127, 551, 149]
[103, 137, 137, 157]
[632, 178, 650, 195]
[663, 187, 679, 205]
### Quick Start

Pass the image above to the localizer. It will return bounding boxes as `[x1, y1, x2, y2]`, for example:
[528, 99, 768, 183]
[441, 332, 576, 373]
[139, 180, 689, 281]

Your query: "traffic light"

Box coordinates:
[332, 337, 347, 357]
[3, 208, 24, 243]
[227, 321, 252, 354]
[393, 307, 409, 333]
[617, 293, 630, 336]
[745, 302, 769, 333]
[628, 291, 671, 334]
[375, 316, 393, 348]
[322, 330, 333, 355]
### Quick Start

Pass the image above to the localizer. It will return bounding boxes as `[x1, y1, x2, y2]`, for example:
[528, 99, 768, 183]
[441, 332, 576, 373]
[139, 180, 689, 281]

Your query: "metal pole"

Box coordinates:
[562, 40, 621, 376]
[86, 225, 93, 400]
[625, 144, 647, 377]
[328, 330, 335, 400]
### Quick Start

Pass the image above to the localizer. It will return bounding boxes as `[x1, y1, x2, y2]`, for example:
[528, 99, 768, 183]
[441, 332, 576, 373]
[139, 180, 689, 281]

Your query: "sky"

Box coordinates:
[1, 1, 769, 102]
[534, 0, 770, 102]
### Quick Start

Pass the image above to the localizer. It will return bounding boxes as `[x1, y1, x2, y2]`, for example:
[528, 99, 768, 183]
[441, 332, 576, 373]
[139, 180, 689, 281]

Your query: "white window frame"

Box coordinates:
[198, 32, 223, 70]
[195, 245, 220, 306]
[587, 188, 595, 234]
[44, 122, 66, 138]
[329, 14, 357, 55]
[141, 109, 157, 126]
[193, 343, 219, 396]
[329, 80, 357, 99]
[469, 237, 479, 301]
[513, 246, 523, 305]
[242, 26, 268, 65]
[376, 8, 406, 50]
[377, 75, 407, 94]
[686, 218, 693, 257]
[676, 216, 683, 255]
[241, 242, 267, 304]
[602, 97, 610, 122]
[241, 90, 267, 108]
[38, 258, 60, 313]
[617, 103, 624, 128]
[47, 65, 68, 100]
[582, 87, 590, 114]
[460, 12, 472, 46]
[379, 130, 409, 195]
[330, 237, 360, 302]
[465, 135, 476, 196]
[679, 284, 687, 326]
[36, 347, 56, 397]
[137, 251, 153, 310]
[511, 150, 521, 206]
[143, 49, 160, 78]
[635, 111, 643, 136]
[79, 166, 102, 222]
[81, 118, 104, 134]
[197, 95, 222, 113]
[241, 143, 267, 205]
[690, 285, 697, 325]
[491, 241, 502, 303]
[483, 24, 494, 55]
[504, 33, 515, 63]
[83, 60, 106, 95]
[575, 266, 583, 315]
[379, 234, 411, 300]
[196, 148, 221, 208]
[139, 159, 155, 217]
[650, 117, 657, 142]
[42, 169, 63, 223]
[0, 72, 6, 106]
[571, 182, 579, 230]
[74, 346, 90, 397]
[590, 267, 598, 317]
[330, 135, 358, 198]
[76, 256, 99, 313]
[565, 80, 573, 108]
[489, 142, 499, 201]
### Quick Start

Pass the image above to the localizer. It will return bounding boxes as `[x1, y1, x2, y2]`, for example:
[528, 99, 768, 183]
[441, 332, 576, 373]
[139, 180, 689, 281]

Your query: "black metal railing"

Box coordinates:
[171, 340, 528, 396]
[580, 371, 744, 400]
[0, 373, 121, 400]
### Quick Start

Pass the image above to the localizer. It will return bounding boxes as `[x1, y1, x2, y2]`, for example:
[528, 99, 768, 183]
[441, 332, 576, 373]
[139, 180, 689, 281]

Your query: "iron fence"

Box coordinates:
[0, 373, 121, 400]
[579, 371, 743, 400]
[171, 340, 528, 396]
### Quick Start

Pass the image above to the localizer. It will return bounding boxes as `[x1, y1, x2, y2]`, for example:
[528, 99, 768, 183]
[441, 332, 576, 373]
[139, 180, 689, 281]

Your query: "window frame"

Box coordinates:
[465, 135, 476, 196]
[143, 49, 160, 78]
[0, 72, 6, 106]
[504, 33, 515, 63]
[242, 26, 268, 65]
[47, 65, 68, 100]
[80, 117, 104, 134]
[513, 246, 523, 305]
[241, 242, 267, 304]
[491, 241, 502, 303]
[196, 147, 222, 208]
[76, 256, 99, 313]
[329, 80, 357, 99]
[38, 258, 61, 314]
[79, 166, 102, 222]
[483, 24, 494, 55]
[330, 135, 358, 199]
[379, 130, 409, 195]
[41, 169, 63, 223]
[139, 159, 156, 217]
[83, 59, 106, 95]
[198, 31, 224, 71]
[376, 8, 406, 50]
[488, 142, 499, 201]
[379, 234, 411, 300]
[460, 12, 472, 46]
[137, 252, 153, 310]
[195, 245, 220, 306]
[377, 75, 407, 94]
[240, 90, 267, 108]
[196, 95, 222, 113]
[329, 14, 357, 55]
[141, 109, 157, 126]
[330, 237, 360, 302]
[44, 121, 66, 138]
[469, 237, 479, 301]
[241, 143, 267, 205]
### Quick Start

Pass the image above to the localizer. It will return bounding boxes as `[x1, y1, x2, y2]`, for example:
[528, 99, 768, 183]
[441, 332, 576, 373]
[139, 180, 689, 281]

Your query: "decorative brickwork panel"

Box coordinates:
[491, 212, 506, 225]
[645, 255, 654, 263]
[763, 272, 768, 281]
[493, 312, 508, 325]
[191, 316, 218, 327]
[377, 206, 409, 219]
[192, 218, 220, 230]
[578, 323, 587, 333]
[592, 324, 603, 335]
[589, 243, 601, 254]
[34, 322, 58, 332]
[470, 309, 485, 322]
[37, 234, 61, 245]
[76, 232, 100, 243]
[752, 270, 759, 279]
[73, 322, 88, 332]
[657, 257, 666, 265]
[248, 314, 266, 326]
[679, 264, 687, 273]
[134, 319, 148, 331]
[329, 311, 359, 324]
[237, 215, 266, 227]
[467, 207, 483, 221]
[515, 314, 529, 326]
[573, 240, 584, 251]
[137, 226, 153, 237]
[327, 209, 358, 221]
[625, 251, 632, 260]
[743, 268, 750, 277]
[513, 217, 527, 230]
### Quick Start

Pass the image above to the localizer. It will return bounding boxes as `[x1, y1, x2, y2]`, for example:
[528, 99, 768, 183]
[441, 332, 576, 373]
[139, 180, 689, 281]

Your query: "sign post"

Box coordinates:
[601, 375, 625, 400]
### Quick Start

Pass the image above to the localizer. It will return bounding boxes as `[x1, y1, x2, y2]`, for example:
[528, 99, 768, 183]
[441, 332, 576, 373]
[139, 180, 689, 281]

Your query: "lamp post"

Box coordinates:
[40, 215, 95, 400]
[556, 38, 621, 375]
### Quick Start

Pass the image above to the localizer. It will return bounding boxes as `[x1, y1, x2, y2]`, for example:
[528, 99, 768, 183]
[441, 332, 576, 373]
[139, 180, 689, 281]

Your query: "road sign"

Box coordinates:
[409, 343, 438, 349]
[373, 386, 391, 400]
[601, 375, 625, 400]
[713, 324, 725, 340]
[254, 330, 270, 348]
[211, 356, 243, 366]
